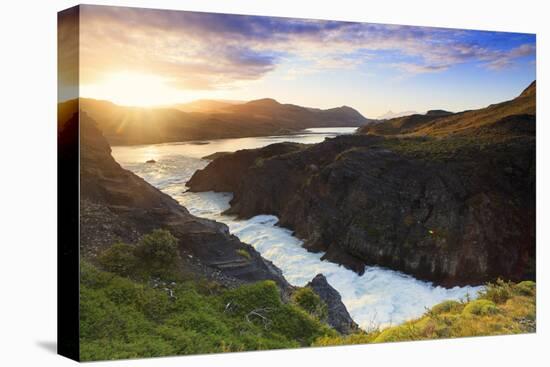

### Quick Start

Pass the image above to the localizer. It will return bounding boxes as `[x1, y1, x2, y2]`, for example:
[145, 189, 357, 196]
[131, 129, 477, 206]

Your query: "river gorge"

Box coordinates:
[112, 127, 482, 330]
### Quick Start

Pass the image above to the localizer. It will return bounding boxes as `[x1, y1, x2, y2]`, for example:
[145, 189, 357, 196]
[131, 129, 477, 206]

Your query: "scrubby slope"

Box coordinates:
[360, 82, 535, 137]
[314, 280, 536, 346]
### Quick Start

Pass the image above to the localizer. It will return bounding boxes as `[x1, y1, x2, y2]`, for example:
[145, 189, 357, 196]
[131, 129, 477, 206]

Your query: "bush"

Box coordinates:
[134, 229, 181, 278]
[479, 279, 513, 304]
[462, 299, 499, 316]
[515, 281, 536, 296]
[221, 280, 282, 316]
[431, 300, 464, 315]
[374, 323, 421, 342]
[98, 242, 137, 276]
[291, 287, 328, 321]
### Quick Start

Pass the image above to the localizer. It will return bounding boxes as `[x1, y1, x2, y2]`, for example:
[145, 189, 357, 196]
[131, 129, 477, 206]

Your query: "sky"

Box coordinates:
[60, 5, 536, 118]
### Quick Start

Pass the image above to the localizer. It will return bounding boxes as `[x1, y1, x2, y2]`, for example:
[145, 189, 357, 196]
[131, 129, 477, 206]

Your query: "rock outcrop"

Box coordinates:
[66, 111, 290, 290]
[187, 82, 536, 287]
[307, 274, 359, 334]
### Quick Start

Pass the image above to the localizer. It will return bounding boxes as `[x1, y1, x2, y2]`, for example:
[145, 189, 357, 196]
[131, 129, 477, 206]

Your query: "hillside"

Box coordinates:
[187, 81, 536, 287]
[61, 97, 372, 145]
[170, 99, 243, 113]
[362, 110, 453, 135]
[360, 81, 535, 137]
[314, 280, 535, 346]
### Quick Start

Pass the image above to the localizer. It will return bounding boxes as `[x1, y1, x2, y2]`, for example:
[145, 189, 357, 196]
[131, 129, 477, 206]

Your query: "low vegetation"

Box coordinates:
[313, 280, 536, 347]
[81, 229, 336, 361]
[291, 287, 328, 322]
[379, 135, 533, 163]
[98, 229, 181, 280]
[84, 229, 535, 360]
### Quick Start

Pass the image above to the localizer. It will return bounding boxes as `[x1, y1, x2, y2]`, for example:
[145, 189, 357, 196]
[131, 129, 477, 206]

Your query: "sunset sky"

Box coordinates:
[61, 5, 536, 118]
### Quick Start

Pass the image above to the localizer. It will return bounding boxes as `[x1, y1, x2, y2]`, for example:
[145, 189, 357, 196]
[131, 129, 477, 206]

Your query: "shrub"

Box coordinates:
[374, 323, 422, 342]
[515, 281, 536, 296]
[98, 242, 137, 276]
[134, 229, 181, 278]
[431, 300, 464, 315]
[462, 299, 499, 316]
[221, 280, 282, 316]
[291, 287, 328, 322]
[479, 279, 513, 304]
[270, 305, 334, 345]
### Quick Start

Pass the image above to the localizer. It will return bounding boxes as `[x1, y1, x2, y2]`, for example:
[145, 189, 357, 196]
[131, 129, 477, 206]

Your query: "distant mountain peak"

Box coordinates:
[246, 98, 280, 106]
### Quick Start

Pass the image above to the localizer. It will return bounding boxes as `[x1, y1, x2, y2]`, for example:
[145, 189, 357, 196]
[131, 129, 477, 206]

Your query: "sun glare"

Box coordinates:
[81, 71, 185, 107]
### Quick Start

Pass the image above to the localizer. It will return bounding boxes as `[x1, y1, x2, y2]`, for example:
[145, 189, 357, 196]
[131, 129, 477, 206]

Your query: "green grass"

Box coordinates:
[291, 287, 328, 322]
[83, 230, 535, 359]
[98, 229, 182, 281]
[80, 258, 336, 361]
[313, 280, 536, 347]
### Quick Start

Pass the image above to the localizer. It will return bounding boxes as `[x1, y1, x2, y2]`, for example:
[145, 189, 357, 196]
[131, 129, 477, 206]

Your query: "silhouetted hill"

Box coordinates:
[66, 97, 372, 145]
[171, 99, 243, 113]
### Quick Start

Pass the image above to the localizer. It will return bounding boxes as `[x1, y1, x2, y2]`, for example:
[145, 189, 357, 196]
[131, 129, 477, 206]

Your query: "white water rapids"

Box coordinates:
[112, 127, 482, 330]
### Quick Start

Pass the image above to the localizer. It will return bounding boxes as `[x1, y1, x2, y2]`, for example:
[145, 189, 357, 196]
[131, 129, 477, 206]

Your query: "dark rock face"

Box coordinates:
[307, 274, 359, 334]
[187, 132, 535, 287]
[71, 112, 290, 290]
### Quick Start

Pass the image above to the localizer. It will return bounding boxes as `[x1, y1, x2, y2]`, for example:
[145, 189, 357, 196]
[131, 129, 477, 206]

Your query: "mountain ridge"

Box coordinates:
[360, 81, 535, 137]
[63, 97, 373, 145]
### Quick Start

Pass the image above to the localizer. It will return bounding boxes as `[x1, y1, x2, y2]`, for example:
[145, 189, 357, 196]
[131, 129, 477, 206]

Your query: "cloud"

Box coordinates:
[392, 63, 450, 74]
[483, 43, 536, 70]
[78, 5, 536, 89]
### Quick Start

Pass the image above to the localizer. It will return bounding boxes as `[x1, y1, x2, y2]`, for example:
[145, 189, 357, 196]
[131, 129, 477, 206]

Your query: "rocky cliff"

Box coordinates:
[187, 82, 536, 287]
[67, 111, 291, 289]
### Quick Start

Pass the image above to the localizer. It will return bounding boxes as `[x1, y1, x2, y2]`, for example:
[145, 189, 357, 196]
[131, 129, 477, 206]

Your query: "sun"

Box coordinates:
[81, 71, 185, 107]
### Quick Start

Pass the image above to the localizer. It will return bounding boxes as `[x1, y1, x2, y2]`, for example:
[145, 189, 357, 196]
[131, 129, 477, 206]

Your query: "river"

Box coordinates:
[111, 127, 482, 330]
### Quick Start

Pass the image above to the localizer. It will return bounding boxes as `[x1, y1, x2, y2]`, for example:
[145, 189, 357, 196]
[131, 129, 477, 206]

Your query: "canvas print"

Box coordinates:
[57, 4, 536, 362]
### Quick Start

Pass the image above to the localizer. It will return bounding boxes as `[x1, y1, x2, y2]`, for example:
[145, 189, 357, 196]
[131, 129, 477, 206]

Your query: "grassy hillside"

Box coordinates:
[360, 81, 535, 137]
[82, 247, 536, 361]
[80, 230, 336, 361]
[314, 280, 536, 346]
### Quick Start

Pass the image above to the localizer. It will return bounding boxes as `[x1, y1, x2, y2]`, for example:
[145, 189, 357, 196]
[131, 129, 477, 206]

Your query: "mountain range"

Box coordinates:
[58, 97, 373, 145]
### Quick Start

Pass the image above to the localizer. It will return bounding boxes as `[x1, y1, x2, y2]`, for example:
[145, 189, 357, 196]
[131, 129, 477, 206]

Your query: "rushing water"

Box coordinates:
[112, 128, 482, 330]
